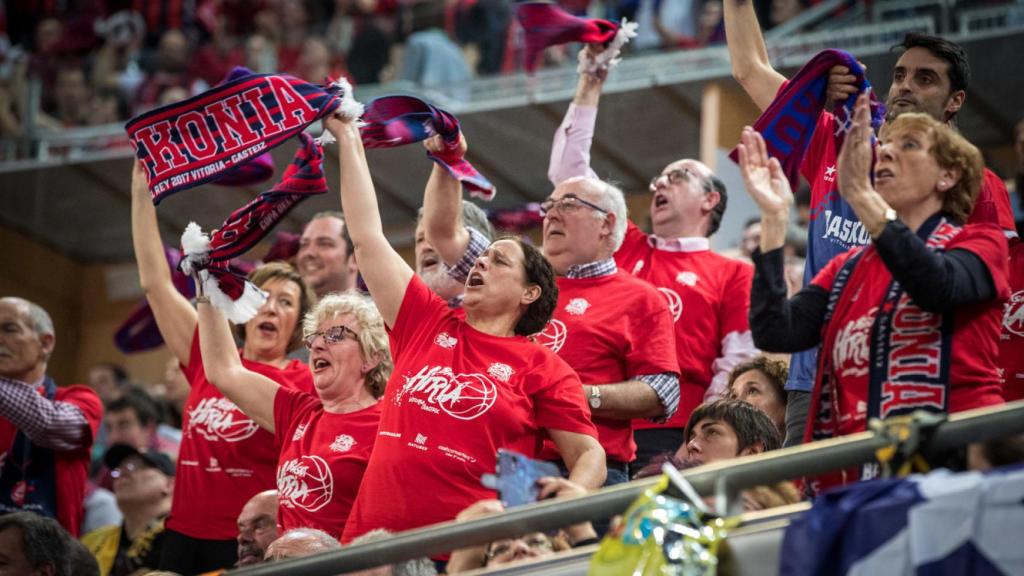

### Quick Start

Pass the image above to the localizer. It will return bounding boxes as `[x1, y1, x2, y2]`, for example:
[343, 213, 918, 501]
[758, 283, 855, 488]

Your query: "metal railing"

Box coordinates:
[232, 400, 1024, 576]
[959, 2, 1024, 35]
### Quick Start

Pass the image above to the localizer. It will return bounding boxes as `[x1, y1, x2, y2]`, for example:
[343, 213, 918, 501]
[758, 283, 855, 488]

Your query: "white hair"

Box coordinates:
[559, 176, 628, 251]
[266, 528, 340, 560]
[302, 292, 392, 398]
[351, 529, 437, 576]
[1, 297, 54, 338]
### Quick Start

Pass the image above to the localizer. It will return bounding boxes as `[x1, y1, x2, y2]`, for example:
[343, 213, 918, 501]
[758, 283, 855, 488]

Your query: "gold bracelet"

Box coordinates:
[195, 295, 211, 304]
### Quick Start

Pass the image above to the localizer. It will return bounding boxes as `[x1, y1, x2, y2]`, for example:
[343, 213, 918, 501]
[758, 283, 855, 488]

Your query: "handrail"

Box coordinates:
[231, 400, 1024, 576]
[766, 0, 850, 39]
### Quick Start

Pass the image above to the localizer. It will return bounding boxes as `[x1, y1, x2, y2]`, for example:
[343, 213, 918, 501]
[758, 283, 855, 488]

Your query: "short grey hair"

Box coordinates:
[351, 529, 437, 576]
[417, 200, 495, 242]
[266, 528, 340, 560]
[301, 292, 392, 398]
[1, 297, 55, 338]
[560, 176, 628, 251]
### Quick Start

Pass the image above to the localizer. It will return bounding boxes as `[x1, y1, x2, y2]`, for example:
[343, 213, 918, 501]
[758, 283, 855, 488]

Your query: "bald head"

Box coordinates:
[236, 490, 279, 567]
[265, 528, 340, 561]
[0, 297, 55, 383]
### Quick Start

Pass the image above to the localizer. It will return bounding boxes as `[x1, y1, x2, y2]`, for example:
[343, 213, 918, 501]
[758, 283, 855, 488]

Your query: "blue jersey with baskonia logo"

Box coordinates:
[788, 112, 871, 393]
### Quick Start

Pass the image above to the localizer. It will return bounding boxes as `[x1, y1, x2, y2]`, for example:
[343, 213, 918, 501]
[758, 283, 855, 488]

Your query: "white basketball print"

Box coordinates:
[535, 319, 567, 352]
[658, 287, 683, 322]
[277, 455, 334, 512]
[439, 373, 498, 420]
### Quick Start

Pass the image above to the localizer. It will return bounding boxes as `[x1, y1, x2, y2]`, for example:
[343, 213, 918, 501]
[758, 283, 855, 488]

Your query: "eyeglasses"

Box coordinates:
[539, 194, 608, 217]
[111, 461, 151, 479]
[649, 168, 712, 192]
[303, 325, 359, 350]
[487, 534, 553, 559]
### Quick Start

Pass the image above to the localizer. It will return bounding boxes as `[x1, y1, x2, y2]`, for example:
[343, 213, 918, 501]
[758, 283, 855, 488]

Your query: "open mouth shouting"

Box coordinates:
[466, 270, 485, 288]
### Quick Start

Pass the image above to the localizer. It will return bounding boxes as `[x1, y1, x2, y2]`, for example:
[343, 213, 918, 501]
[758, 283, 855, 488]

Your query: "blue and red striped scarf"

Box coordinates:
[359, 95, 496, 199]
[125, 70, 358, 322]
[728, 49, 884, 189]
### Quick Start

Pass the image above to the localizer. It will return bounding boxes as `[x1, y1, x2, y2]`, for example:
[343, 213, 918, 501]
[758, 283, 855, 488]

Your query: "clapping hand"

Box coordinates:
[837, 91, 875, 201]
[737, 127, 793, 220]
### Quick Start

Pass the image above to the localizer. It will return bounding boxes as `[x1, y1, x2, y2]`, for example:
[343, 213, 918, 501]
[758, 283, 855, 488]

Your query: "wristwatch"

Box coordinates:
[588, 386, 602, 410]
[883, 207, 897, 223]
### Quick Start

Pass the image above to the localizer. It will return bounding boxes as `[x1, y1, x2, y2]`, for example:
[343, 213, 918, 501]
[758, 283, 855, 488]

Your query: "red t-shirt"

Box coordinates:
[166, 332, 315, 540]
[0, 384, 101, 537]
[811, 222, 1008, 436]
[615, 222, 753, 427]
[535, 272, 679, 463]
[273, 387, 379, 538]
[1000, 238, 1024, 401]
[341, 276, 598, 543]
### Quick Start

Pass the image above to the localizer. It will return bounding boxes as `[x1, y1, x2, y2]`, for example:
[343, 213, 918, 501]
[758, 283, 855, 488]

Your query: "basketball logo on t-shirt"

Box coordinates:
[564, 298, 590, 316]
[535, 319, 567, 352]
[277, 456, 334, 512]
[1004, 290, 1024, 338]
[329, 434, 356, 453]
[187, 397, 260, 442]
[397, 365, 498, 421]
[657, 288, 683, 322]
[675, 271, 698, 287]
[833, 309, 876, 378]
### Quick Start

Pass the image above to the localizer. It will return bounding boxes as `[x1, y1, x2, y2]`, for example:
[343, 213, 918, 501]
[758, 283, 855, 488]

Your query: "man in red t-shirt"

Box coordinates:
[723, 0, 1018, 447]
[424, 168, 681, 484]
[545, 54, 758, 471]
[0, 297, 102, 537]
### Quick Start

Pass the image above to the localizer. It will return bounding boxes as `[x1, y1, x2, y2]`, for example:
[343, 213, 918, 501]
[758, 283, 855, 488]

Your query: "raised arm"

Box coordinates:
[548, 46, 603, 186]
[196, 297, 278, 433]
[325, 115, 413, 327]
[739, 127, 828, 352]
[422, 135, 472, 267]
[130, 161, 197, 366]
[723, 0, 787, 112]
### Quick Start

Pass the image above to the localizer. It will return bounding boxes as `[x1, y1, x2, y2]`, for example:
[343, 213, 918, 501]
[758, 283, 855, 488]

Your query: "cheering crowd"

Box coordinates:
[2, 1, 1024, 575]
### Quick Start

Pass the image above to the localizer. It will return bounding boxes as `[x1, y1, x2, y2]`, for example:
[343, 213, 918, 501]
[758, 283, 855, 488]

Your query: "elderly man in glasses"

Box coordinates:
[423, 138, 680, 486]
[544, 45, 758, 472]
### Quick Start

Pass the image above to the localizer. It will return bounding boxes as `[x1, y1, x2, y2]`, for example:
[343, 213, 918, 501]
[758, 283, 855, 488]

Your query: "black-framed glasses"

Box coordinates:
[539, 194, 609, 217]
[649, 167, 712, 192]
[303, 325, 359, 350]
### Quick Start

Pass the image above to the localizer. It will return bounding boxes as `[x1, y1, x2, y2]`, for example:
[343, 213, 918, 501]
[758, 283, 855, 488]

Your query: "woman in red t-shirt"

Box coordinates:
[130, 161, 317, 573]
[741, 95, 1008, 475]
[196, 291, 389, 539]
[321, 114, 605, 542]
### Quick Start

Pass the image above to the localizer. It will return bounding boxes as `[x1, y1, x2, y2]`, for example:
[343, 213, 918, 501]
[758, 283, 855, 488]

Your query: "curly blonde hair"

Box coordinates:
[879, 113, 983, 223]
[302, 292, 392, 398]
